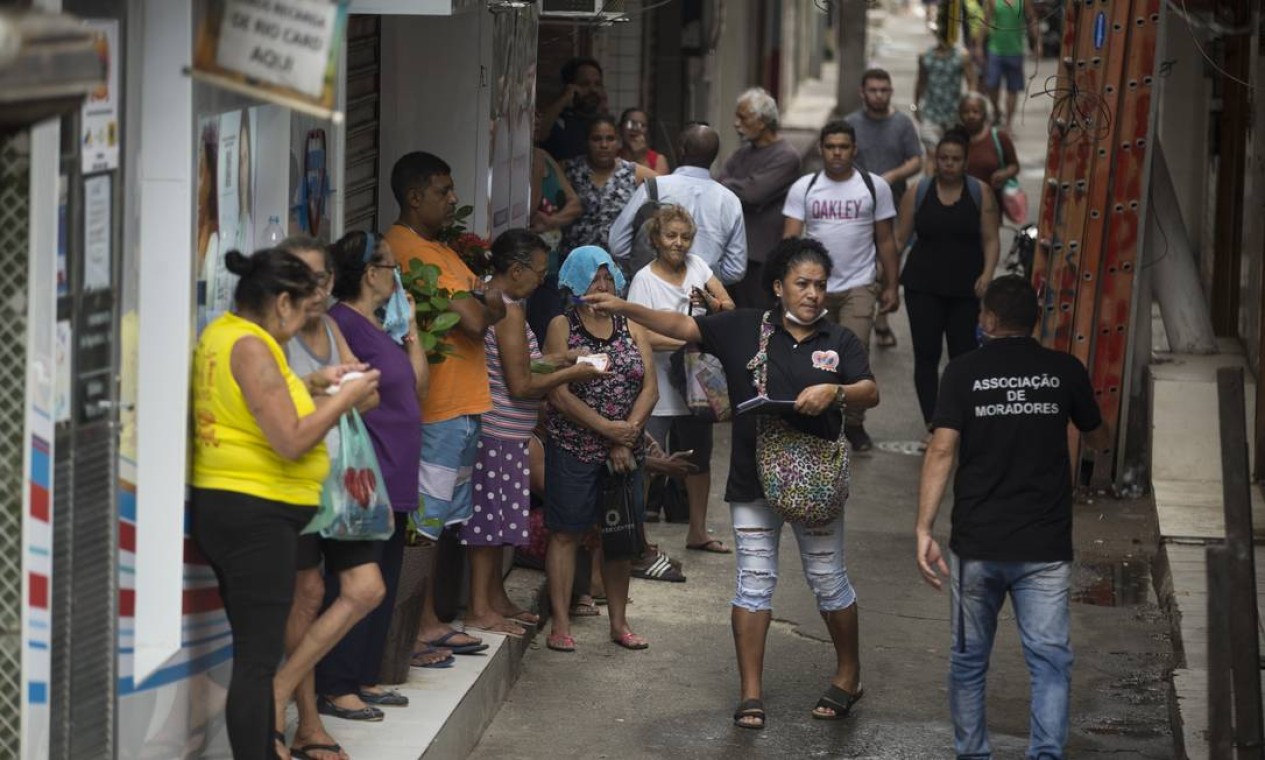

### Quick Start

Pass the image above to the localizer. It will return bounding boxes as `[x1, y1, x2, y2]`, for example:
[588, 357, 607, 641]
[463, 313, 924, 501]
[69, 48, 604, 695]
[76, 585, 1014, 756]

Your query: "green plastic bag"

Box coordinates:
[303, 409, 395, 541]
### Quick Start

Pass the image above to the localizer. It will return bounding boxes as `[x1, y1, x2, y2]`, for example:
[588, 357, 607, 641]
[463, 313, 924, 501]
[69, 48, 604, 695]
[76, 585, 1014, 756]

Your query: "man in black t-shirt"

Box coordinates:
[915, 276, 1109, 760]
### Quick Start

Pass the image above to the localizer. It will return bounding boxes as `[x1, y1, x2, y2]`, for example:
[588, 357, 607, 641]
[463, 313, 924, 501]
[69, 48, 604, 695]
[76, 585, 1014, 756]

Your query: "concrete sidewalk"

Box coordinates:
[468, 13, 1172, 759]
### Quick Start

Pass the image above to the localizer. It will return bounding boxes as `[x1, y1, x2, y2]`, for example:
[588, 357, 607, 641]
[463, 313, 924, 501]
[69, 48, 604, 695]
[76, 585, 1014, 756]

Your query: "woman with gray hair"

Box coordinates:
[717, 87, 803, 309]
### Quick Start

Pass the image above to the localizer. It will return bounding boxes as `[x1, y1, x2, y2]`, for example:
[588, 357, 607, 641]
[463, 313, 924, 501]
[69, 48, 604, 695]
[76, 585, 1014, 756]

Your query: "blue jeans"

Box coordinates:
[949, 554, 1073, 760]
[730, 500, 855, 613]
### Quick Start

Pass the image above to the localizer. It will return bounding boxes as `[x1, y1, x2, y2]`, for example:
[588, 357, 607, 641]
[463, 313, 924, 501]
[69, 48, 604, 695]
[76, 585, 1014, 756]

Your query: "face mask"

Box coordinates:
[783, 308, 829, 326]
[382, 269, 412, 344]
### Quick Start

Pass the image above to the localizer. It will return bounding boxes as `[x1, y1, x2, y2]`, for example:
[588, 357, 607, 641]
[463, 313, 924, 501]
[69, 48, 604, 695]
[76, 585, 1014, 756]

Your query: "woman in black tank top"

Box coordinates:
[894, 129, 1002, 434]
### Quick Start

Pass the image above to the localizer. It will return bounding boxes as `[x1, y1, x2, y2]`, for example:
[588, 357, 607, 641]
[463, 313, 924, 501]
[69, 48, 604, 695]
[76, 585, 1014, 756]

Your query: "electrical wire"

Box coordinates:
[1175, 0, 1254, 91]
[1034, 72, 1114, 143]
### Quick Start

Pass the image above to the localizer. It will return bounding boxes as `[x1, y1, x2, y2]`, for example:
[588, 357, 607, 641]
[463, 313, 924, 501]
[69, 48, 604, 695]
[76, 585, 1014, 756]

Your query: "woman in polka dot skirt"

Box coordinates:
[460, 230, 605, 637]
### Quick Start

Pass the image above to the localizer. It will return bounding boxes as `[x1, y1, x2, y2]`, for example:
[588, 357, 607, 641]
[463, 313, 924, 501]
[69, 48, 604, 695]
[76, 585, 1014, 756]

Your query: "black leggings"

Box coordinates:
[905, 290, 980, 424]
[190, 488, 311, 760]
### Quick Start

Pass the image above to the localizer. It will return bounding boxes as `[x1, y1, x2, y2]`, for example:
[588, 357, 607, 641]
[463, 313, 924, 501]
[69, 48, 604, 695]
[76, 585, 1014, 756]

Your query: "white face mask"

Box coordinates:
[782, 308, 829, 326]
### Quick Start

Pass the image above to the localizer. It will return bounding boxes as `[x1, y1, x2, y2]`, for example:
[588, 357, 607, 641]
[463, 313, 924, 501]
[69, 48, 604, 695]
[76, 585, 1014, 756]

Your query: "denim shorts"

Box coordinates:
[986, 53, 1026, 92]
[544, 440, 645, 534]
[416, 415, 482, 539]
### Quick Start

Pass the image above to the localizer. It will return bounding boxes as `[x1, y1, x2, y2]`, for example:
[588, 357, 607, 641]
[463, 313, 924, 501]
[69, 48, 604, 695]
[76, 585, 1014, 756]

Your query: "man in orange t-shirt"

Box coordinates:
[385, 151, 507, 655]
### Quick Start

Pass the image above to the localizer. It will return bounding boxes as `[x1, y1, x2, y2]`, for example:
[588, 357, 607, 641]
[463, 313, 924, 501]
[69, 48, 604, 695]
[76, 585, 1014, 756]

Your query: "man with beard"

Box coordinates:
[845, 68, 923, 351]
[783, 121, 900, 452]
[717, 87, 803, 309]
[540, 57, 608, 162]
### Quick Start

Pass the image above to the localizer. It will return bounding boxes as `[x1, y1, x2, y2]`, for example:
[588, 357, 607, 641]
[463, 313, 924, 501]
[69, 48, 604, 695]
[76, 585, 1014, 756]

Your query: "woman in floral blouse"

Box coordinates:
[541, 245, 658, 654]
[560, 115, 654, 256]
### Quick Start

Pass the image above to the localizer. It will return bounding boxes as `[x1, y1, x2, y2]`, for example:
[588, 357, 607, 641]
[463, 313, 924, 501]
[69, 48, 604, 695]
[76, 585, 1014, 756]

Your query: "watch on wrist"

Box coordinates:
[834, 385, 847, 409]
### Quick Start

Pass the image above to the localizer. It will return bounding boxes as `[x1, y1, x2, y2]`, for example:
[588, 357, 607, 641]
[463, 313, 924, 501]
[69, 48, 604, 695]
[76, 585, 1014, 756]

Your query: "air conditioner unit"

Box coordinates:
[538, 0, 627, 20]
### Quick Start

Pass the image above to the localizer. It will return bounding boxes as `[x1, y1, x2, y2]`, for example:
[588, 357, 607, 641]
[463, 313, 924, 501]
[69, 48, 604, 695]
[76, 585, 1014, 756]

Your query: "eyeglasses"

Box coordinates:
[368, 263, 400, 273]
[624, 120, 647, 131]
[314, 271, 332, 288]
[517, 261, 549, 281]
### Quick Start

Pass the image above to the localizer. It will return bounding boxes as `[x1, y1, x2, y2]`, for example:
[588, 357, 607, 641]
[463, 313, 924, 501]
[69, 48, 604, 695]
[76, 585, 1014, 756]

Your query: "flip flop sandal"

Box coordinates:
[422, 630, 489, 655]
[546, 633, 576, 652]
[733, 698, 766, 730]
[570, 601, 602, 617]
[875, 327, 898, 348]
[631, 553, 687, 583]
[291, 742, 346, 760]
[317, 695, 384, 722]
[358, 688, 408, 707]
[611, 632, 649, 650]
[812, 684, 864, 720]
[410, 647, 455, 669]
[686, 539, 732, 554]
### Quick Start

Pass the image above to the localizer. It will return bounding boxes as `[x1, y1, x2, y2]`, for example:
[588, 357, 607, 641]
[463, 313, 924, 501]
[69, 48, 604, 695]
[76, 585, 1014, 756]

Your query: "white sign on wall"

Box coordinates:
[215, 0, 340, 98]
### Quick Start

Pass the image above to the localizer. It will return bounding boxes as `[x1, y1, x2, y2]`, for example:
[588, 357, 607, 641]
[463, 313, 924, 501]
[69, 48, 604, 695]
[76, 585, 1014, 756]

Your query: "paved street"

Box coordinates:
[470, 11, 1174, 759]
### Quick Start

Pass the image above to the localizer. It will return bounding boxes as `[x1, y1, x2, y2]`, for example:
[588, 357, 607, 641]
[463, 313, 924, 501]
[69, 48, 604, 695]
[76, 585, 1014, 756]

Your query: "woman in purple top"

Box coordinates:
[312, 231, 438, 723]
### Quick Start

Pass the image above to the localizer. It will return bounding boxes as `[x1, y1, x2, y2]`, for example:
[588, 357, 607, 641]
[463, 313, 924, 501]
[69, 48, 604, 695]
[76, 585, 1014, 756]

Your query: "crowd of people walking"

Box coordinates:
[190, 10, 1109, 756]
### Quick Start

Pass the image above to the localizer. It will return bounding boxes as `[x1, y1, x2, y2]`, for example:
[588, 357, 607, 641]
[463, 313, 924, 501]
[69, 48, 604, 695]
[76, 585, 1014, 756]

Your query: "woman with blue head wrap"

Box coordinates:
[541, 245, 658, 654]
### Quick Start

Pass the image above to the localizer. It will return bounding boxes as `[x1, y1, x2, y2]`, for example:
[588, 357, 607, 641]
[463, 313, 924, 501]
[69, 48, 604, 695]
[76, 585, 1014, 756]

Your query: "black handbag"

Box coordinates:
[599, 468, 643, 560]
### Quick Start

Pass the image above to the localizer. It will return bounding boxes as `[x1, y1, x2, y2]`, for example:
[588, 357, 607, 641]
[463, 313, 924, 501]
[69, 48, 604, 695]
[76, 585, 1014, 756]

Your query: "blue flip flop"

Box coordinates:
[422, 630, 489, 655]
[410, 646, 455, 669]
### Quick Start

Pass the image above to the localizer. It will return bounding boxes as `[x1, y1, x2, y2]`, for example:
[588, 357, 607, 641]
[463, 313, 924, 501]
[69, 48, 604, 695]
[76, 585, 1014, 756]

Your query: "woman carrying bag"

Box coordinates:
[586, 238, 880, 731]
[626, 204, 734, 553]
[311, 230, 437, 722]
[542, 245, 658, 654]
[191, 248, 379, 760]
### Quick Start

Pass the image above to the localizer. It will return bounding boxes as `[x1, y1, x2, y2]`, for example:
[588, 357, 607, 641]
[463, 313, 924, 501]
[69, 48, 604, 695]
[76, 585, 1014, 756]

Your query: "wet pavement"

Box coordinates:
[467, 9, 1174, 758]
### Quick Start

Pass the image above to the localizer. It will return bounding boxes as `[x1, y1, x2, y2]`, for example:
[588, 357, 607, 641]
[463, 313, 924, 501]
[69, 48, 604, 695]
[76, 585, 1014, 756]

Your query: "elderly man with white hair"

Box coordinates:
[717, 87, 804, 309]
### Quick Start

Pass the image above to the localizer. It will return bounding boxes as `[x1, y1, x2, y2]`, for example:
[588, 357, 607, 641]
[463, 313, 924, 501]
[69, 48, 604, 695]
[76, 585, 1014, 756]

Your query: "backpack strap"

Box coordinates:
[915, 176, 933, 210]
[859, 169, 877, 209]
[647, 176, 658, 203]
[965, 176, 983, 209]
[804, 171, 821, 206]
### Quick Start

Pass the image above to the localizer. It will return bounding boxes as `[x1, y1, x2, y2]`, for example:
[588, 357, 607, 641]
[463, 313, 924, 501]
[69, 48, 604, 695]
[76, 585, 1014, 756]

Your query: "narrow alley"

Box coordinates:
[468, 9, 1174, 759]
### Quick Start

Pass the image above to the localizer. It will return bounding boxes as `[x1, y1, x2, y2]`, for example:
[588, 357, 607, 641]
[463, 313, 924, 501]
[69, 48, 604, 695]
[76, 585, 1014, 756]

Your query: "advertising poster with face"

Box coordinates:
[199, 108, 258, 328]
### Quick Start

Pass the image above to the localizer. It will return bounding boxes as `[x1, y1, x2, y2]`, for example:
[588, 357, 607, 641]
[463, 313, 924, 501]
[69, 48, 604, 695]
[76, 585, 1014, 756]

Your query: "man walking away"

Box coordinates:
[782, 121, 900, 452]
[976, 0, 1038, 129]
[608, 124, 747, 285]
[718, 87, 802, 310]
[845, 68, 923, 350]
[916, 276, 1110, 760]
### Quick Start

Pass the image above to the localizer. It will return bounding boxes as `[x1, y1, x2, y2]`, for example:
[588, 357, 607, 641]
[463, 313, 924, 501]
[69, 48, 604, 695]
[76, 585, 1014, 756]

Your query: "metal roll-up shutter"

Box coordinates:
[344, 15, 382, 233]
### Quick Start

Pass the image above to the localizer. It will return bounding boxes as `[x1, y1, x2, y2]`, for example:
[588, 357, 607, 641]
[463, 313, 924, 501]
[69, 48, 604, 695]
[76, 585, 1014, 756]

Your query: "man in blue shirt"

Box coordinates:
[608, 124, 747, 284]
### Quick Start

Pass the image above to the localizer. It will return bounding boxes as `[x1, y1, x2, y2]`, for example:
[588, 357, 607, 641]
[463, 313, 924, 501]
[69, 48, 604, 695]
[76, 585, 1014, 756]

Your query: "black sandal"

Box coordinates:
[812, 684, 864, 720]
[733, 698, 766, 730]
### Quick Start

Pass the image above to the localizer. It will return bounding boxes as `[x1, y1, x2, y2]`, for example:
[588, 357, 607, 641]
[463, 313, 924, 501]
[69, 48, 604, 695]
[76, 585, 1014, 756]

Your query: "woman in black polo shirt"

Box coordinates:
[587, 238, 879, 730]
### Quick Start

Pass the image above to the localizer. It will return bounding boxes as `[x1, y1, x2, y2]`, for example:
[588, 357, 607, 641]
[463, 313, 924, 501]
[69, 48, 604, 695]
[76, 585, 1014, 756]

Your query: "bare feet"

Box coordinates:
[464, 614, 526, 637]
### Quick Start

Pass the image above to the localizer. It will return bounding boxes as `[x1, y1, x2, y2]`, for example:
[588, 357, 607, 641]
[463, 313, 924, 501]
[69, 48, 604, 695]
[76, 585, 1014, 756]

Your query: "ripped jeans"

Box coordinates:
[730, 500, 856, 613]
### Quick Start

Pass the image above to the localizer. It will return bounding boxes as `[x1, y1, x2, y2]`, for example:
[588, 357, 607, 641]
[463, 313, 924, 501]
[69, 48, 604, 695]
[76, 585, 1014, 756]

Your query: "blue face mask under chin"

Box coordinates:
[382, 269, 412, 344]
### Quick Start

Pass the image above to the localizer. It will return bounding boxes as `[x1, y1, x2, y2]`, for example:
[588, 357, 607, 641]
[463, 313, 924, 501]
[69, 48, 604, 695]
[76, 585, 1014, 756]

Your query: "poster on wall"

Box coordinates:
[192, 0, 350, 121]
[198, 108, 258, 328]
[81, 19, 120, 174]
[83, 175, 112, 292]
[289, 113, 333, 239]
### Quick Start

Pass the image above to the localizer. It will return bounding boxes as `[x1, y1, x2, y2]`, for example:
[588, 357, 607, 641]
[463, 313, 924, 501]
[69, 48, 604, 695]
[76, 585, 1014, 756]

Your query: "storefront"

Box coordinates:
[12, 1, 538, 757]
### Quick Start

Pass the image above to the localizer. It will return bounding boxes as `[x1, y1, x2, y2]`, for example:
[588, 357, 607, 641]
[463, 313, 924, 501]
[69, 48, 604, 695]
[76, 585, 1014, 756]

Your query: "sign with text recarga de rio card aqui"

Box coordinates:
[192, 0, 348, 121]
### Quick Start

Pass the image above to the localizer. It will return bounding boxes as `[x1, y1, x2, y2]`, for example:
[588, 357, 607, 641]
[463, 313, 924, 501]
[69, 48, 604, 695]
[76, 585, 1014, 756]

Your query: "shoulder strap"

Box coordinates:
[859, 170, 877, 208]
[647, 176, 658, 202]
[965, 177, 983, 209]
[990, 127, 1004, 163]
[745, 311, 777, 397]
[915, 177, 933, 210]
[804, 171, 821, 206]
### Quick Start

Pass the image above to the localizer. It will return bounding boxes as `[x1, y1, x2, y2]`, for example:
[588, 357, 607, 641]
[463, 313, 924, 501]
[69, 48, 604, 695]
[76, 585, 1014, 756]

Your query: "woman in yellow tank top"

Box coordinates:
[190, 247, 380, 760]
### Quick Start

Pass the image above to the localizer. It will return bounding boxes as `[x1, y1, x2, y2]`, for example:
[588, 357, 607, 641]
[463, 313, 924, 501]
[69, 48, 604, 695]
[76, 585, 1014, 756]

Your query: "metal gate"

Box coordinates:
[0, 131, 31, 760]
[344, 15, 382, 233]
